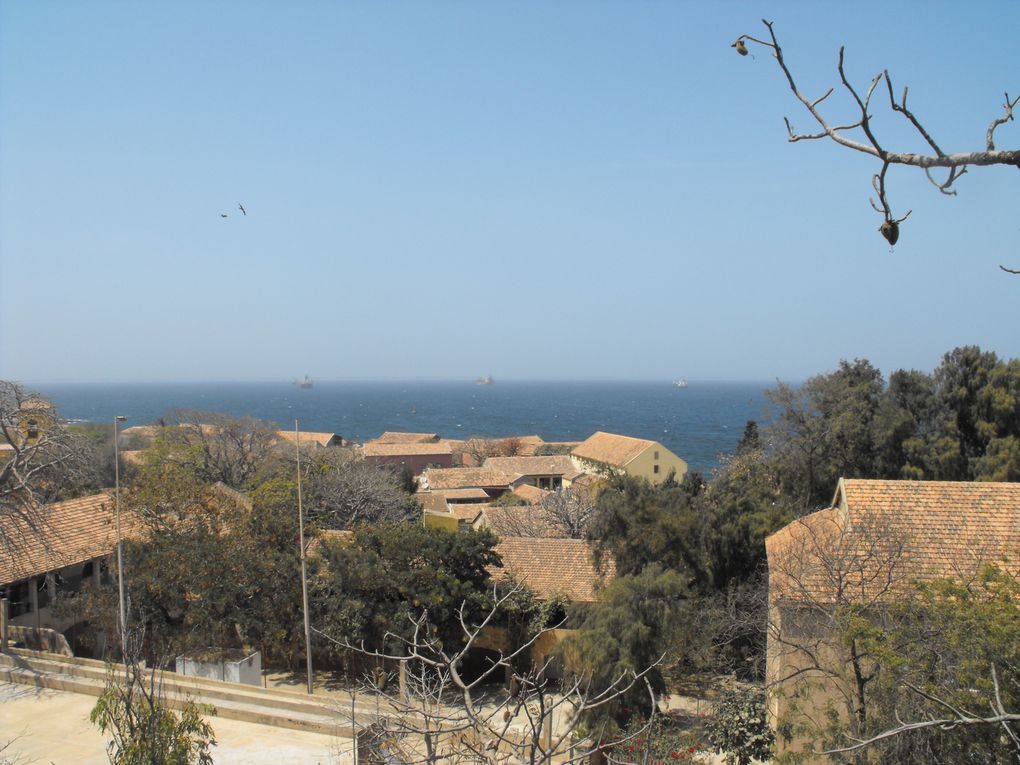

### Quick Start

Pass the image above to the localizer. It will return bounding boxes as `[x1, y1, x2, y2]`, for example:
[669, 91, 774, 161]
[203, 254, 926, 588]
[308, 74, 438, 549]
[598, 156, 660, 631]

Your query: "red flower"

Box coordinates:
[688, 746, 696, 753]
[628, 745, 635, 752]
[671, 754, 679, 760]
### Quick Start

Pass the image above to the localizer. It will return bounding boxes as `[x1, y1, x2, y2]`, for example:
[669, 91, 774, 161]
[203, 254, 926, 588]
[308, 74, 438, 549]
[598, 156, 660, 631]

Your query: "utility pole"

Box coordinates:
[296, 420, 314, 695]
[114, 414, 128, 654]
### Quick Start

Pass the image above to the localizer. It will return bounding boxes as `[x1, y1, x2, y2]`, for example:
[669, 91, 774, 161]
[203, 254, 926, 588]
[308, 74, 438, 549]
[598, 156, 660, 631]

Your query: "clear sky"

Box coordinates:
[1, 1, 1017, 383]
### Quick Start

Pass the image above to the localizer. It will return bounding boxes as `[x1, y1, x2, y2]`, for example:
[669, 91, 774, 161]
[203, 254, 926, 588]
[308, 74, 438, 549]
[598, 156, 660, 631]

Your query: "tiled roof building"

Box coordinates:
[0, 492, 139, 586]
[491, 538, 615, 603]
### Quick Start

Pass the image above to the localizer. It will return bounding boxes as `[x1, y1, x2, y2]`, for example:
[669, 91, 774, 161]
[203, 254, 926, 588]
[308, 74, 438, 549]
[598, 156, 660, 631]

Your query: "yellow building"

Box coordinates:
[570, 431, 687, 485]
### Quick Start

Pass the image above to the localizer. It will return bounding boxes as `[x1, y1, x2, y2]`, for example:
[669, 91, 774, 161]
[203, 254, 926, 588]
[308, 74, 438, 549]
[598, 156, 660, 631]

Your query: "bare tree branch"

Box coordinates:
[736, 19, 1019, 260]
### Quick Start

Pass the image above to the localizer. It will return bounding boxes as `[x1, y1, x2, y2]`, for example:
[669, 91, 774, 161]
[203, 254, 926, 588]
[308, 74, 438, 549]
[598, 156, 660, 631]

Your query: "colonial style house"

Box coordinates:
[765, 478, 1020, 759]
[570, 431, 688, 485]
[0, 492, 139, 635]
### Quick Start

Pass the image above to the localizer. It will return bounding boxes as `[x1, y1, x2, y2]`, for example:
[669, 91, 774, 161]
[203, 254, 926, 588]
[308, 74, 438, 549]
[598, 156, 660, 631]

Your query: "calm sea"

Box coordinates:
[34, 381, 774, 473]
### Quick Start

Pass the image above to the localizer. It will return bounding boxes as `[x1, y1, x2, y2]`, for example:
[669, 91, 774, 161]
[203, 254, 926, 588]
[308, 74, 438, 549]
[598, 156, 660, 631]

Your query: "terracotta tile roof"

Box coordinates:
[416, 492, 450, 514]
[0, 492, 143, 586]
[766, 478, 1020, 605]
[571, 432, 654, 467]
[422, 468, 519, 491]
[483, 456, 576, 477]
[363, 442, 453, 457]
[448, 505, 486, 522]
[511, 484, 550, 505]
[276, 430, 341, 447]
[491, 538, 615, 602]
[374, 432, 439, 444]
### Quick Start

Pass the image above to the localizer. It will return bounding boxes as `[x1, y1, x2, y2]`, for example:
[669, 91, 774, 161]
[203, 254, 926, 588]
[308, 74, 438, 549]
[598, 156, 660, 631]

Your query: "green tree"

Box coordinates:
[854, 564, 1020, 764]
[314, 524, 501, 654]
[871, 368, 937, 480]
[102, 478, 307, 666]
[705, 686, 775, 765]
[91, 661, 216, 765]
[702, 444, 793, 589]
[586, 476, 709, 587]
[767, 359, 885, 511]
[560, 565, 692, 730]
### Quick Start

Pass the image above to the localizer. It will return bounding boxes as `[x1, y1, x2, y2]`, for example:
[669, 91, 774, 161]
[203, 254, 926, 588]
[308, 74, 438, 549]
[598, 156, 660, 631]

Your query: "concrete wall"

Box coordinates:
[624, 443, 688, 485]
[176, 651, 262, 686]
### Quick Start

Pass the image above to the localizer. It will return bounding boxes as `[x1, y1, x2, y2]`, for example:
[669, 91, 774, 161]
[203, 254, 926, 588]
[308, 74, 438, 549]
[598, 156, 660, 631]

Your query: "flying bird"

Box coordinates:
[220, 214, 228, 218]
[238, 203, 246, 216]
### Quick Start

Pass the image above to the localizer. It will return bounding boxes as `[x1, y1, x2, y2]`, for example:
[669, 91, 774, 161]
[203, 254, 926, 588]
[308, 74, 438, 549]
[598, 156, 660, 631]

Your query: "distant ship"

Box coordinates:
[674, 378, 688, 389]
[299, 375, 313, 389]
[475, 376, 495, 386]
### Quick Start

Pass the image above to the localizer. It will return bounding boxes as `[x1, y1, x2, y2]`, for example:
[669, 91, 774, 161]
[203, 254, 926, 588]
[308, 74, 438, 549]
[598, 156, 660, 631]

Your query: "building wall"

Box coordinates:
[4, 559, 104, 633]
[767, 603, 858, 763]
[365, 452, 453, 474]
[624, 443, 688, 485]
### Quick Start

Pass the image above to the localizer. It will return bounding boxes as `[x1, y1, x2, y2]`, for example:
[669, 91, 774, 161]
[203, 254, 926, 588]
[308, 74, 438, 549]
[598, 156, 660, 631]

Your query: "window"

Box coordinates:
[654, 450, 659, 460]
[27, 419, 39, 440]
[653, 464, 660, 474]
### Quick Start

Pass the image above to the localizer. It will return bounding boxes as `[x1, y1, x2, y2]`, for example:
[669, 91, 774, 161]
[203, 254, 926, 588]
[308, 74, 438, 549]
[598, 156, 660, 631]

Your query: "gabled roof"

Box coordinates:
[571, 432, 655, 467]
[363, 441, 453, 457]
[276, 430, 341, 447]
[483, 456, 576, 477]
[0, 492, 143, 586]
[766, 478, 1020, 605]
[373, 432, 439, 444]
[422, 468, 519, 491]
[491, 538, 615, 602]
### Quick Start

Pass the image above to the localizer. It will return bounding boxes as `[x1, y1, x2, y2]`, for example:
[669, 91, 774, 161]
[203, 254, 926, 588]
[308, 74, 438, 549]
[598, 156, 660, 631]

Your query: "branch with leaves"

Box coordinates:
[734, 19, 1018, 269]
[821, 665, 1019, 759]
[316, 580, 660, 764]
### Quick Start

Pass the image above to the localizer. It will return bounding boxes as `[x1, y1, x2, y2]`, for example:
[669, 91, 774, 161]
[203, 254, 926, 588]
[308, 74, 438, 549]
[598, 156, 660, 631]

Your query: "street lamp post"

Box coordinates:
[295, 420, 314, 695]
[113, 415, 128, 654]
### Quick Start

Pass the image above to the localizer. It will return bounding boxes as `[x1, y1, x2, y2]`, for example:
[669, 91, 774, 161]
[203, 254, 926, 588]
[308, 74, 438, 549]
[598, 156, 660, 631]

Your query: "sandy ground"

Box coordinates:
[0, 682, 353, 765]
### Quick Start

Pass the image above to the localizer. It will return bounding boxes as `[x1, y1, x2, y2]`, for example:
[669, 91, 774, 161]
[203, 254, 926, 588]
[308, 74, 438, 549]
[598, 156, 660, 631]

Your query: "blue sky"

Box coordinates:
[1, 1, 1017, 383]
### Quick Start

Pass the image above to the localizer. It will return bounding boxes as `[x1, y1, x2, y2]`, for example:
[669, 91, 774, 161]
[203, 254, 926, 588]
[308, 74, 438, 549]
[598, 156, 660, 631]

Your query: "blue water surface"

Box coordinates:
[34, 381, 775, 474]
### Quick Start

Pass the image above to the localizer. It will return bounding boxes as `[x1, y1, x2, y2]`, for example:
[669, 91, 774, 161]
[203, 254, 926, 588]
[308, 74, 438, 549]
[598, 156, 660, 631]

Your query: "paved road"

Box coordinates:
[0, 682, 351, 764]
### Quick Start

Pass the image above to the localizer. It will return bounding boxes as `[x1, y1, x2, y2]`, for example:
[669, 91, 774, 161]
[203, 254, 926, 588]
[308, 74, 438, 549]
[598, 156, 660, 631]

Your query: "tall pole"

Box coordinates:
[296, 420, 314, 695]
[113, 415, 128, 654]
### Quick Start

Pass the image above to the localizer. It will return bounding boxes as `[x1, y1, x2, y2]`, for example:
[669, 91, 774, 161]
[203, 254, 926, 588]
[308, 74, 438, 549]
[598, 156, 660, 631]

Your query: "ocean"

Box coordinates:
[34, 381, 774, 473]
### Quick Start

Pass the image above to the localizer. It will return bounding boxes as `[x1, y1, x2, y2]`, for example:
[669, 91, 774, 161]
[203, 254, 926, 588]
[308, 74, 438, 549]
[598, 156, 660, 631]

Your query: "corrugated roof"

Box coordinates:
[766, 478, 1020, 605]
[0, 492, 143, 585]
[491, 538, 615, 603]
[571, 432, 654, 467]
